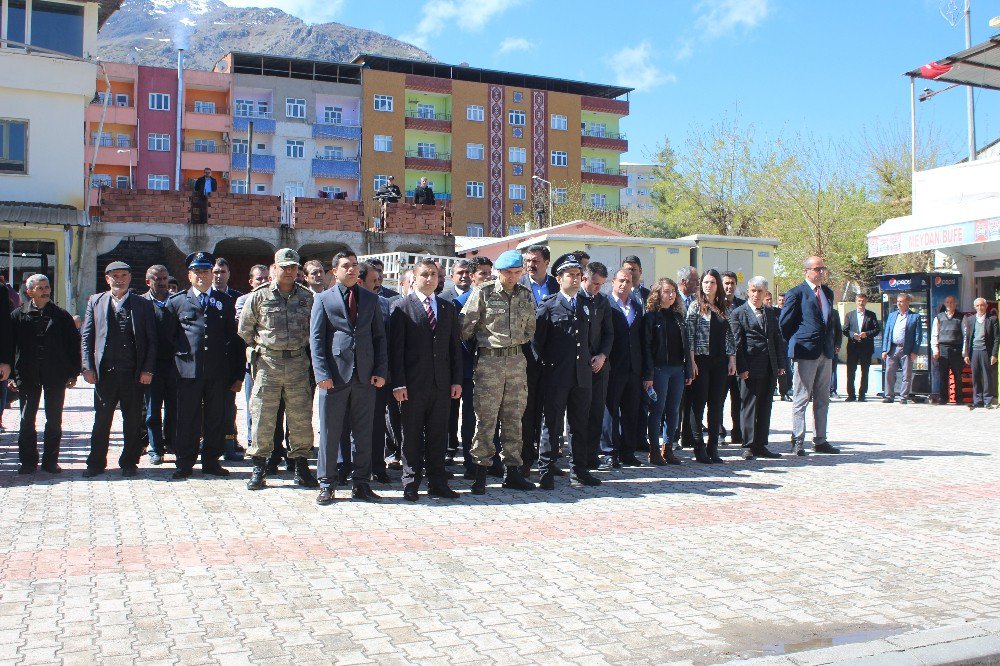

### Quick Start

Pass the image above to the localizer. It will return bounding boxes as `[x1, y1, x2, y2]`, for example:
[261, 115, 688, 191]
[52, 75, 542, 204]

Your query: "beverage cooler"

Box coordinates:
[876, 272, 961, 401]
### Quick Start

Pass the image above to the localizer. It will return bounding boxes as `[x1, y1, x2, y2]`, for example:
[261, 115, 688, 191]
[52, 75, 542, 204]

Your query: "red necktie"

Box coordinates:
[346, 287, 357, 326]
[424, 296, 436, 331]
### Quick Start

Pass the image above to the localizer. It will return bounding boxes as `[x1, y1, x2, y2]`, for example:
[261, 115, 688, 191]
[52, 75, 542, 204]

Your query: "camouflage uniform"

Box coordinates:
[237, 281, 314, 460]
[459, 279, 536, 467]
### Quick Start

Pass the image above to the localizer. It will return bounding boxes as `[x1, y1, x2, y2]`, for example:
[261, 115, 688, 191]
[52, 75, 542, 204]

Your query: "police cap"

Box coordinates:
[186, 252, 214, 270]
[495, 250, 523, 270]
[550, 253, 582, 277]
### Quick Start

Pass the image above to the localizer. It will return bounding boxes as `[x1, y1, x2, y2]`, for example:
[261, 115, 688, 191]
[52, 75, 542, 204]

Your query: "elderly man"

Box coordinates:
[778, 256, 840, 455]
[881, 293, 922, 405]
[964, 298, 999, 410]
[932, 295, 965, 405]
[142, 264, 177, 465]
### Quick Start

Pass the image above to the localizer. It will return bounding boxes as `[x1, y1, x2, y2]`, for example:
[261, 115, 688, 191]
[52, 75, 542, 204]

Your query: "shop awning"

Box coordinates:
[867, 212, 1000, 257]
[907, 34, 1000, 92]
[0, 202, 87, 226]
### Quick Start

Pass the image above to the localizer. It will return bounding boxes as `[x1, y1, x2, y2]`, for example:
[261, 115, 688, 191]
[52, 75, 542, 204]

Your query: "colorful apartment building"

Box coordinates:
[620, 162, 658, 212]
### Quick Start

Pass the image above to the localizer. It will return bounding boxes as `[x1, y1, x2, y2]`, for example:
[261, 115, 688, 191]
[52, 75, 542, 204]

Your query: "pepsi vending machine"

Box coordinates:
[877, 273, 961, 400]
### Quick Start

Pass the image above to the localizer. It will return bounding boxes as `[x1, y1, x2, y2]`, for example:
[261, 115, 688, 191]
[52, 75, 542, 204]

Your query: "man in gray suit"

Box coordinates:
[311, 251, 388, 505]
[81, 261, 157, 477]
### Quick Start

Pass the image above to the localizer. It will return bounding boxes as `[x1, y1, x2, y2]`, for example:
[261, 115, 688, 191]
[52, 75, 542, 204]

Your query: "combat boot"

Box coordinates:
[647, 438, 667, 466]
[471, 465, 487, 495]
[247, 457, 267, 491]
[502, 465, 536, 490]
[294, 458, 320, 488]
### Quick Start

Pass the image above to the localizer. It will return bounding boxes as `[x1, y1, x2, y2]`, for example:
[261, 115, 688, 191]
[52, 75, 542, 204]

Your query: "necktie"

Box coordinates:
[346, 287, 357, 326]
[424, 296, 436, 331]
[756, 307, 766, 332]
[199, 292, 208, 310]
[814, 286, 827, 322]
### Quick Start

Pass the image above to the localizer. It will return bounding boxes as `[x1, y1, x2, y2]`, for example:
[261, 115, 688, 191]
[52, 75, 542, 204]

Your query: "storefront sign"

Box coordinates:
[868, 216, 1000, 257]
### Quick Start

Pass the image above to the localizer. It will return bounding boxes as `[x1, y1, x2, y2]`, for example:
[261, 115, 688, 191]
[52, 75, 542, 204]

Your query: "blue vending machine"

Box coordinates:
[876, 273, 961, 401]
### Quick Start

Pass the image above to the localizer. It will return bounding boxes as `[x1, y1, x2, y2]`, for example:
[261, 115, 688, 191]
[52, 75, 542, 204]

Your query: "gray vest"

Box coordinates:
[936, 312, 963, 347]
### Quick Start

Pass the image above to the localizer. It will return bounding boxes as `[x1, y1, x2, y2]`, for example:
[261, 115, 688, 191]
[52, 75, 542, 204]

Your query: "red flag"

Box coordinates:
[920, 61, 953, 79]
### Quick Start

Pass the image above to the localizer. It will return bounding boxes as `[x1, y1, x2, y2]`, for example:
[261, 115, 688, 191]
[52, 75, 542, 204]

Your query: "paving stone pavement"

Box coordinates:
[0, 384, 997, 665]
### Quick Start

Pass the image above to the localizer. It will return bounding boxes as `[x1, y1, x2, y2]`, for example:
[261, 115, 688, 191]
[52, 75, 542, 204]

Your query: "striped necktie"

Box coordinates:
[424, 296, 436, 331]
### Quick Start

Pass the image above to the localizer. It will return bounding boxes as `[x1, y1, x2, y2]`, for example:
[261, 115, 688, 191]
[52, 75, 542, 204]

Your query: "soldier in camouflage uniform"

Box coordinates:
[459, 250, 537, 495]
[237, 248, 319, 490]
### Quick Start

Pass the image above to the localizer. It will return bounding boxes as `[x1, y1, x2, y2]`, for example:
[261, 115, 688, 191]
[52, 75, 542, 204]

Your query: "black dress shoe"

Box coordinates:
[619, 455, 643, 467]
[858, 396, 867, 402]
[352, 483, 382, 502]
[121, 467, 138, 478]
[40, 463, 62, 474]
[372, 471, 391, 484]
[316, 485, 336, 505]
[814, 442, 841, 454]
[757, 448, 782, 459]
[149, 453, 163, 466]
[573, 471, 602, 486]
[552, 467, 568, 477]
[403, 484, 419, 502]
[427, 483, 459, 499]
[172, 468, 193, 480]
[845, 396, 856, 402]
[882, 397, 893, 403]
[538, 474, 555, 490]
[201, 463, 230, 477]
[792, 443, 808, 456]
[82, 467, 105, 478]
[900, 399, 908, 405]
[18, 464, 37, 475]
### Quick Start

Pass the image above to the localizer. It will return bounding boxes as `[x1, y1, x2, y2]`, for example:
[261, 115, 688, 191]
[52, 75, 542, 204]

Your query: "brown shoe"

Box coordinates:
[662, 445, 682, 465]
[647, 440, 667, 466]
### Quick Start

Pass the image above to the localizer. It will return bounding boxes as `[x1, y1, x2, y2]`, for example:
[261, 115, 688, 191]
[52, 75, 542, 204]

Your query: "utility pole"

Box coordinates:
[965, 0, 976, 161]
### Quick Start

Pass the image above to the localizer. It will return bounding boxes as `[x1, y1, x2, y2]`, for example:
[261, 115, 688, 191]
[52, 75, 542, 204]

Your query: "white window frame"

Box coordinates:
[148, 93, 170, 111]
[254, 183, 267, 194]
[588, 123, 607, 138]
[231, 180, 247, 194]
[508, 147, 526, 163]
[467, 105, 484, 122]
[322, 145, 344, 160]
[90, 174, 112, 188]
[508, 224, 525, 235]
[285, 98, 306, 119]
[550, 150, 568, 167]
[323, 106, 343, 124]
[373, 95, 394, 112]
[193, 100, 216, 114]
[416, 103, 436, 119]
[466, 223, 484, 237]
[466, 143, 484, 160]
[285, 140, 305, 159]
[115, 94, 130, 107]
[416, 142, 436, 158]
[590, 193, 607, 209]
[550, 114, 567, 130]
[232, 139, 248, 154]
[466, 181, 484, 198]
[509, 184, 526, 200]
[508, 109, 526, 126]
[374, 135, 393, 153]
[91, 132, 112, 147]
[116, 175, 130, 189]
[553, 188, 568, 204]
[147, 174, 170, 190]
[147, 133, 170, 152]
[193, 138, 216, 153]
[321, 186, 344, 196]
[373, 174, 390, 191]
[590, 158, 606, 174]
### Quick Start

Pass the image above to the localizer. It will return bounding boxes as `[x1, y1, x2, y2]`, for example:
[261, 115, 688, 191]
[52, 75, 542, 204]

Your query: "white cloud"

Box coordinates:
[497, 36, 532, 55]
[220, 0, 345, 25]
[695, 0, 770, 38]
[609, 41, 676, 92]
[401, 0, 523, 49]
[674, 38, 694, 62]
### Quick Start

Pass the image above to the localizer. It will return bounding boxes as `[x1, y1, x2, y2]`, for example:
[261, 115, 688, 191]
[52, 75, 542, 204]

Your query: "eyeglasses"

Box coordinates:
[808, 266, 829, 273]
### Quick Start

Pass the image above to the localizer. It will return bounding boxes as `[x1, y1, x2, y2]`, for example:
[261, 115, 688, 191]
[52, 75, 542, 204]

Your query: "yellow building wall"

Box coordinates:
[543, 238, 692, 286]
[360, 69, 406, 224]
[4, 227, 70, 306]
[450, 80, 490, 236]
[694, 239, 777, 285]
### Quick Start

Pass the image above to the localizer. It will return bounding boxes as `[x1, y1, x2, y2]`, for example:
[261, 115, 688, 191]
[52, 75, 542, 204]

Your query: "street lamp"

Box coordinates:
[531, 175, 554, 231]
[116, 148, 133, 188]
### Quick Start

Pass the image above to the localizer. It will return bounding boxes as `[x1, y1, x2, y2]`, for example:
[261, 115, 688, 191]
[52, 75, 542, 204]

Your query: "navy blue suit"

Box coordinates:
[606, 294, 643, 460]
[881, 310, 923, 356]
[779, 282, 838, 360]
[518, 273, 559, 468]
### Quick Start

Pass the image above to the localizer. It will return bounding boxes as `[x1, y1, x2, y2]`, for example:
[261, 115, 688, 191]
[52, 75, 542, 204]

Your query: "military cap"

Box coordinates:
[104, 261, 132, 274]
[275, 248, 300, 267]
[550, 253, 582, 277]
[495, 249, 523, 270]
[185, 252, 214, 270]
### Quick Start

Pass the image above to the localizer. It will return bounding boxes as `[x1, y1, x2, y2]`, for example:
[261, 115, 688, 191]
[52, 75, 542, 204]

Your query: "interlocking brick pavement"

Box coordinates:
[0, 383, 997, 665]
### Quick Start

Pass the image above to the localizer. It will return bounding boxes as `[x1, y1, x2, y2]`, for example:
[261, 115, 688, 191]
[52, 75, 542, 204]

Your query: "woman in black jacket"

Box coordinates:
[641, 278, 691, 466]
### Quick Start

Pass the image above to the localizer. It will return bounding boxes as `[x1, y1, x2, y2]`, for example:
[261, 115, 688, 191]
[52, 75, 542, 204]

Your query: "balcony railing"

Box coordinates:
[89, 138, 134, 147]
[186, 104, 230, 115]
[234, 111, 274, 120]
[405, 110, 452, 121]
[405, 150, 451, 160]
[90, 96, 133, 108]
[184, 144, 230, 154]
[581, 166, 627, 176]
[582, 130, 627, 140]
[406, 190, 452, 201]
[314, 154, 359, 162]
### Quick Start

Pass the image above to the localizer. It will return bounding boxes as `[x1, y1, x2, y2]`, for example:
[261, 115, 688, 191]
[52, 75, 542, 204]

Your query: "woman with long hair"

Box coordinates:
[685, 269, 737, 463]
[641, 278, 691, 466]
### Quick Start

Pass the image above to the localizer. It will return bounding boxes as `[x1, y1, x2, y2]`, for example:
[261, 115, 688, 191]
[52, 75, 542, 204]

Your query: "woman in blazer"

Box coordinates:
[641, 278, 692, 466]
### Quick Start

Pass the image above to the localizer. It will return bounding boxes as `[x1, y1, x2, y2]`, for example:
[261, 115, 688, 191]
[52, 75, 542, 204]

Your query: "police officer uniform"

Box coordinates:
[533, 254, 601, 489]
[237, 248, 318, 490]
[166, 252, 245, 479]
[459, 250, 536, 494]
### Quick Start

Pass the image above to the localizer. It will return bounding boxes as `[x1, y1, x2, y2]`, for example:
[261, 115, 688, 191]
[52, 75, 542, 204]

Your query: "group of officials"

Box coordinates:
[3, 246, 996, 502]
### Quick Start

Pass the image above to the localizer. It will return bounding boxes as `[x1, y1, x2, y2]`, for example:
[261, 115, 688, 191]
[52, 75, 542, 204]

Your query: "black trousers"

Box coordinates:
[937, 344, 965, 404]
[174, 376, 228, 471]
[846, 347, 872, 399]
[87, 369, 146, 470]
[372, 385, 390, 476]
[690, 355, 729, 447]
[678, 383, 695, 446]
[539, 382, 591, 475]
[17, 382, 66, 468]
[144, 362, 176, 455]
[739, 372, 776, 453]
[385, 397, 402, 458]
[728, 375, 742, 441]
[586, 368, 609, 467]
[521, 358, 545, 466]
[400, 388, 450, 487]
[606, 369, 641, 458]
[317, 379, 374, 483]
[970, 349, 997, 407]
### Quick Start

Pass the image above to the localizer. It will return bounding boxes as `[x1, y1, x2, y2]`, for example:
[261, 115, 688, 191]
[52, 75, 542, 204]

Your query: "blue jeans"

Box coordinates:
[144, 365, 176, 455]
[647, 365, 685, 445]
[243, 371, 253, 442]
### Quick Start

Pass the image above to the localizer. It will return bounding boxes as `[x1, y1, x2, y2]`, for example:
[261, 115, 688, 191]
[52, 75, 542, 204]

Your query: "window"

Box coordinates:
[322, 145, 344, 160]
[373, 174, 390, 191]
[147, 133, 170, 152]
[254, 183, 267, 194]
[550, 114, 568, 131]
[637, 188, 650, 196]
[374, 135, 393, 152]
[466, 181, 484, 198]
[508, 224, 524, 234]
[116, 175, 130, 189]
[508, 109, 526, 126]
[90, 174, 112, 188]
[91, 132, 112, 147]
[550, 150, 568, 167]
[193, 139, 216, 153]
[321, 186, 344, 197]
[232, 139, 248, 154]
[373, 95, 393, 112]
[115, 94, 130, 107]
[323, 106, 343, 124]
[235, 99, 254, 117]
[467, 105, 484, 122]
[466, 143, 484, 160]
[231, 180, 247, 194]
[625, 188, 634, 196]
[466, 223, 484, 237]
[553, 188, 568, 204]
[590, 193, 607, 209]
[193, 101, 216, 114]
[416, 142, 436, 158]
[286, 140, 305, 158]
[257, 143, 266, 151]
[148, 93, 170, 111]
[509, 147, 526, 163]
[509, 184, 526, 200]
[588, 123, 607, 138]
[116, 134, 130, 147]
[590, 158, 606, 174]
[416, 103, 436, 119]
[27, 1, 85, 57]
[512, 204, 523, 214]
[94, 91, 112, 106]
[148, 174, 170, 190]
[285, 98, 306, 119]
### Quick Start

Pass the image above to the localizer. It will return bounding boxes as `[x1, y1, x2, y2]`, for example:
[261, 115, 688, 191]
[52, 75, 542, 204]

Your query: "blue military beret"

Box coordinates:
[495, 250, 523, 270]
[186, 252, 214, 270]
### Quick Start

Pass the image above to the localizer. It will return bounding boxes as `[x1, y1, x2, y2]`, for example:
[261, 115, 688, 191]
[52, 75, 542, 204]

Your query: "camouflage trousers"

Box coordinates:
[471, 353, 526, 467]
[247, 354, 313, 459]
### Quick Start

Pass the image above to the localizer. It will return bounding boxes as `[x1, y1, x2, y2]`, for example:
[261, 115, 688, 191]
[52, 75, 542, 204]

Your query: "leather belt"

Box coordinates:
[479, 345, 522, 358]
[260, 347, 306, 359]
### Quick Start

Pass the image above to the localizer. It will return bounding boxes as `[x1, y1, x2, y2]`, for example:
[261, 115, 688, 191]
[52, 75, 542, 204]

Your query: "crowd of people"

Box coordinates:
[1, 247, 996, 503]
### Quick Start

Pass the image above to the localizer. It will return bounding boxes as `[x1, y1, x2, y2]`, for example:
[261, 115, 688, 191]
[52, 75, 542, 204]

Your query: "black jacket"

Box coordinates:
[730, 301, 787, 379]
[388, 293, 461, 391]
[11, 301, 82, 386]
[963, 314, 1000, 358]
[608, 294, 642, 377]
[842, 308, 880, 356]
[413, 185, 435, 205]
[143, 290, 177, 365]
[81, 291, 158, 381]
[193, 175, 218, 197]
[532, 292, 593, 388]
[165, 288, 245, 383]
[640, 308, 691, 382]
[0, 289, 11, 366]
[588, 292, 614, 361]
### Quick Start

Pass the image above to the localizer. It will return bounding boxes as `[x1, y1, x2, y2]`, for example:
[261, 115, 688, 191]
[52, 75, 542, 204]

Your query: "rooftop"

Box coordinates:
[218, 52, 363, 85]
[907, 33, 1000, 92]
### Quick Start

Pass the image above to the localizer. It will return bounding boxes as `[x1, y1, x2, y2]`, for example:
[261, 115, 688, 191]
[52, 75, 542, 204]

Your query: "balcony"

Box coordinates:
[312, 123, 362, 141]
[230, 153, 276, 174]
[184, 104, 230, 132]
[86, 143, 135, 167]
[581, 130, 628, 152]
[581, 167, 628, 187]
[405, 74, 453, 94]
[311, 156, 360, 179]
[404, 150, 451, 172]
[405, 110, 451, 133]
[86, 101, 137, 126]
[182, 144, 230, 172]
[580, 96, 629, 116]
[233, 115, 276, 135]
[405, 191, 451, 202]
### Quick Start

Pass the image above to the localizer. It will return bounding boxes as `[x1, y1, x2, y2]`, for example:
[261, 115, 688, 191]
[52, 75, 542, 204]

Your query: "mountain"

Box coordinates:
[97, 0, 434, 70]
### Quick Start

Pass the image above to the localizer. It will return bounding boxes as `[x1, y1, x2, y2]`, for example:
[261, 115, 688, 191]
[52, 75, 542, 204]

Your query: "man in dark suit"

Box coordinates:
[730, 276, 786, 460]
[192, 167, 218, 224]
[778, 255, 840, 455]
[389, 258, 463, 501]
[311, 251, 388, 505]
[165, 252, 245, 479]
[533, 254, 601, 489]
[141, 265, 177, 465]
[10, 274, 81, 474]
[721, 271, 746, 445]
[880, 293, 923, 404]
[963, 297, 999, 410]
[605, 268, 644, 467]
[413, 177, 436, 205]
[212, 257, 245, 461]
[842, 292, 880, 402]
[81, 262, 158, 477]
[581, 262, 613, 470]
[622, 255, 650, 310]
[439, 258, 472, 465]
[0, 274, 11, 406]
[519, 244, 559, 474]
[359, 261, 398, 484]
